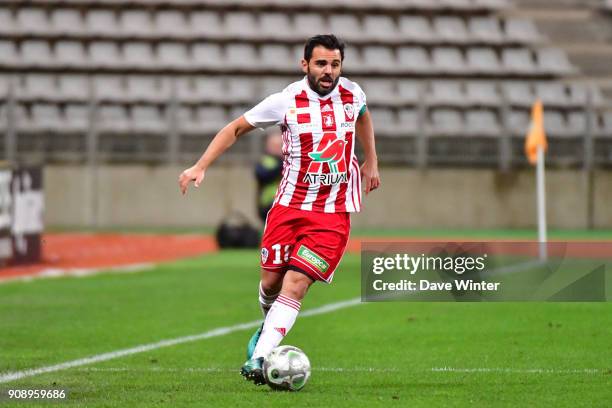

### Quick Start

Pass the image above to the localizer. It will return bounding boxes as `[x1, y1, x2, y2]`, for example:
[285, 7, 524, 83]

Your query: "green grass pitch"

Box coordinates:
[1, 250, 610, 407]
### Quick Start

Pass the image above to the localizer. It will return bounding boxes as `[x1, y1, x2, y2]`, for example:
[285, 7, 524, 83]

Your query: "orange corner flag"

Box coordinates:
[524, 99, 548, 165]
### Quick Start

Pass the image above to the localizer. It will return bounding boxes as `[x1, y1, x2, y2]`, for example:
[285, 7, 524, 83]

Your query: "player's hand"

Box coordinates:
[360, 160, 380, 195]
[178, 165, 206, 195]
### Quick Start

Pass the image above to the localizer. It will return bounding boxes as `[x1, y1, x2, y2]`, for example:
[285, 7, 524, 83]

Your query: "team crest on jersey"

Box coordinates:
[261, 247, 269, 263]
[343, 103, 354, 120]
[304, 132, 348, 185]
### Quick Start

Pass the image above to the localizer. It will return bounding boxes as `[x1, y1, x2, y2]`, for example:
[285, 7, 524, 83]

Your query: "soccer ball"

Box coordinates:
[263, 345, 311, 391]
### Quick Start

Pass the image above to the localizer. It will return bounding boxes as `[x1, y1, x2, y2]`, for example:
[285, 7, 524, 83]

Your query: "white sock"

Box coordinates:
[252, 294, 301, 359]
[259, 281, 279, 317]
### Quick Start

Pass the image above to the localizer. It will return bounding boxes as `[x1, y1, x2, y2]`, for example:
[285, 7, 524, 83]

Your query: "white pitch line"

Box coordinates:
[75, 366, 399, 373]
[0, 297, 362, 384]
[431, 367, 604, 374]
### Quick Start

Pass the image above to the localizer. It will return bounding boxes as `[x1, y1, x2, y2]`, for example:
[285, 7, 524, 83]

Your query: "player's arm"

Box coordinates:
[355, 108, 380, 195]
[179, 115, 255, 195]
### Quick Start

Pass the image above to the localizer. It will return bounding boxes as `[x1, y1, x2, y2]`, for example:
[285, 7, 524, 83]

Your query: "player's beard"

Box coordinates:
[306, 70, 339, 97]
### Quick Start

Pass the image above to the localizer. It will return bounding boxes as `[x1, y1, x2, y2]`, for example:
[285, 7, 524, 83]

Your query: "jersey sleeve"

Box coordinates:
[243, 92, 289, 129]
[356, 84, 367, 117]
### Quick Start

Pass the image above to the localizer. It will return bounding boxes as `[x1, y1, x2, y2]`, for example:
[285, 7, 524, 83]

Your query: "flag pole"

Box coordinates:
[536, 146, 547, 261]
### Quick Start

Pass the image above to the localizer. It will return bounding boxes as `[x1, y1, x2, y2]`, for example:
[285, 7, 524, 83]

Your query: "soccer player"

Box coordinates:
[178, 34, 380, 385]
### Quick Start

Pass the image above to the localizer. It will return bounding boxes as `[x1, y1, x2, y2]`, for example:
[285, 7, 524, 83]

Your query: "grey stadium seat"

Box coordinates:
[157, 42, 191, 69]
[177, 106, 198, 135]
[86, 10, 118, 36]
[429, 108, 465, 136]
[363, 15, 399, 42]
[260, 13, 296, 41]
[363, 46, 397, 74]
[359, 79, 399, 105]
[17, 8, 50, 36]
[155, 11, 189, 38]
[93, 75, 125, 101]
[175, 78, 198, 103]
[428, 80, 465, 106]
[397, 80, 423, 105]
[226, 77, 256, 104]
[21, 40, 53, 68]
[196, 106, 228, 133]
[260, 45, 295, 71]
[55, 41, 86, 69]
[31, 104, 63, 132]
[339, 45, 362, 73]
[123, 42, 155, 69]
[90, 41, 121, 69]
[369, 108, 398, 136]
[52, 9, 85, 36]
[397, 108, 420, 135]
[14, 104, 31, 133]
[131, 105, 166, 134]
[21, 74, 57, 101]
[434, 17, 469, 43]
[466, 81, 500, 106]
[259, 77, 287, 99]
[502, 48, 537, 75]
[508, 109, 529, 135]
[329, 14, 362, 42]
[398, 16, 435, 43]
[0, 41, 18, 67]
[466, 47, 501, 74]
[225, 44, 258, 70]
[502, 81, 533, 106]
[468, 17, 504, 44]
[0, 9, 16, 35]
[126, 75, 170, 103]
[294, 14, 327, 39]
[505, 18, 543, 44]
[190, 11, 222, 37]
[224, 12, 258, 39]
[192, 43, 224, 70]
[567, 112, 587, 135]
[432, 47, 466, 74]
[534, 82, 570, 106]
[465, 109, 500, 136]
[536, 48, 576, 75]
[397, 46, 430, 74]
[65, 104, 89, 133]
[545, 111, 582, 137]
[120, 10, 153, 37]
[598, 112, 612, 137]
[98, 105, 130, 134]
[195, 77, 226, 103]
[59, 75, 89, 101]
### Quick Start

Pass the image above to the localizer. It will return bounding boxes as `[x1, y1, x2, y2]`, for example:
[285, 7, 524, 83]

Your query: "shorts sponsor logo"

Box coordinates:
[297, 245, 329, 273]
[261, 247, 269, 264]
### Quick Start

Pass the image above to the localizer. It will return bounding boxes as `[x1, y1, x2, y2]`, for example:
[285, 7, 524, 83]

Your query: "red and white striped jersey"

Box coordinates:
[244, 76, 367, 213]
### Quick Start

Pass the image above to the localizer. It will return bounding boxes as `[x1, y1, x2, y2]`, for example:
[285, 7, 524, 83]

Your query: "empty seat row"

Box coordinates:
[0, 40, 576, 77]
[0, 8, 541, 45]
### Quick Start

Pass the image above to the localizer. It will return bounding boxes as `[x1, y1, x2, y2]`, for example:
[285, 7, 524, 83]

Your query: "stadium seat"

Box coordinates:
[599, 111, 612, 137]
[155, 10, 189, 38]
[94, 75, 125, 101]
[17, 8, 50, 36]
[260, 45, 295, 72]
[51, 9, 86, 36]
[31, 104, 63, 132]
[466, 81, 500, 106]
[397, 108, 420, 135]
[120, 10, 153, 37]
[0, 75, 8, 100]
[86, 10, 118, 36]
[507, 109, 529, 135]
[192, 43, 224, 70]
[340, 45, 363, 73]
[176, 106, 198, 135]
[190, 11, 222, 37]
[126, 75, 170, 103]
[157, 42, 191, 70]
[397, 80, 423, 105]
[397, 46, 430, 74]
[369, 108, 398, 136]
[534, 82, 570, 106]
[502, 48, 537, 75]
[59, 75, 89, 101]
[432, 47, 466, 74]
[505, 18, 543, 44]
[566, 111, 587, 135]
[229, 105, 251, 122]
[98, 105, 130, 134]
[21, 40, 53, 68]
[90, 41, 121, 69]
[260, 13, 296, 41]
[195, 76, 226, 103]
[56, 41, 87, 69]
[398, 16, 435, 43]
[131, 105, 166, 134]
[544, 111, 569, 137]
[123, 42, 155, 69]
[0, 41, 18, 68]
[468, 17, 504, 44]
[294, 14, 327, 39]
[363, 15, 399, 42]
[21, 74, 57, 101]
[0, 9, 16, 35]
[65, 104, 89, 133]
[434, 17, 469, 43]
[359, 79, 399, 105]
[536, 48, 576, 75]
[466, 47, 501, 74]
[329, 14, 362, 42]
[473, 0, 509, 10]
[224, 12, 258, 39]
[502, 81, 534, 106]
[226, 77, 256, 103]
[429, 108, 465, 136]
[225, 44, 258, 71]
[13, 104, 30, 133]
[428, 80, 465, 106]
[259, 77, 287, 99]
[465, 109, 500, 136]
[362, 46, 397, 74]
[196, 106, 228, 133]
[569, 83, 605, 106]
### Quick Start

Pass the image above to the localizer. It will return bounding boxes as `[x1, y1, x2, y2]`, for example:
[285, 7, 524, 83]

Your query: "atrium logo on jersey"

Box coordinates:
[304, 134, 348, 185]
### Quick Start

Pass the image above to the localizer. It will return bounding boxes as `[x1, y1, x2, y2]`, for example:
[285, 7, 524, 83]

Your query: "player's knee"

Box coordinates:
[281, 270, 313, 301]
[260, 270, 283, 295]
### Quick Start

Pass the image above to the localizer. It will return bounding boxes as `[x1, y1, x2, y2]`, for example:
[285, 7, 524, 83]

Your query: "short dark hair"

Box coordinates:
[303, 34, 345, 62]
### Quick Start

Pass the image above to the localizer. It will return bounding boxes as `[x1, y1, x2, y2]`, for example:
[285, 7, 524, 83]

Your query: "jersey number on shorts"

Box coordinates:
[271, 243, 291, 264]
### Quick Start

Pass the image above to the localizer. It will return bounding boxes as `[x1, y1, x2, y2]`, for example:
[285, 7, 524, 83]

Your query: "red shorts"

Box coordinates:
[260, 204, 351, 283]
